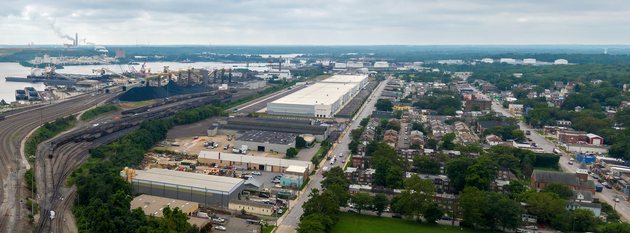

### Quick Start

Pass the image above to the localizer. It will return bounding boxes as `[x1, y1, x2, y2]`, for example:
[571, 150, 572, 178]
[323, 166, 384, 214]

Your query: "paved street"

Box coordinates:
[491, 100, 630, 222]
[278, 80, 387, 231]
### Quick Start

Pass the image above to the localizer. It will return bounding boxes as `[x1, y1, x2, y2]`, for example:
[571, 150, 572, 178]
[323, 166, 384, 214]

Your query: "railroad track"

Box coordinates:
[0, 94, 112, 233]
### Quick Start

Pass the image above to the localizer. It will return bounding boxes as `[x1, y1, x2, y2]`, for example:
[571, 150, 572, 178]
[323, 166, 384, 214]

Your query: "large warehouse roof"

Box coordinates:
[236, 130, 296, 145]
[199, 151, 313, 169]
[320, 74, 368, 84]
[133, 168, 244, 193]
[271, 82, 356, 105]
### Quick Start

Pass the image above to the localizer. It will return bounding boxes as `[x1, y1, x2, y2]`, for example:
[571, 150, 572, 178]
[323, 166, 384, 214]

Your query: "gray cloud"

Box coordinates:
[0, 0, 629, 45]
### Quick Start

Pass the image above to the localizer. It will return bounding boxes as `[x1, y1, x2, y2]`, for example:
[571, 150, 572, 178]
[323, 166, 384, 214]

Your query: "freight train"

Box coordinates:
[48, 91, 232, 152]
[120, 91, 231, 115]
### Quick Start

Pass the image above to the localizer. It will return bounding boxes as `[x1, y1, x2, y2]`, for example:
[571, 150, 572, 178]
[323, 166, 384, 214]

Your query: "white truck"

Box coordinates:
[241, 145, 248, 154]
[197, 212, 210, 219]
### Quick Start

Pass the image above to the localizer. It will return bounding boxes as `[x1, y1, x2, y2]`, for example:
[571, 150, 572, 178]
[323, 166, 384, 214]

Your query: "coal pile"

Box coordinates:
[119, 81, 216, 101]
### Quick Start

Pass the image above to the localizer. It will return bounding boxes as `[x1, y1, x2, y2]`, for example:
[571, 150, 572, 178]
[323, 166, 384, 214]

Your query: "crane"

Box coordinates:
[92, 68, 132, 85]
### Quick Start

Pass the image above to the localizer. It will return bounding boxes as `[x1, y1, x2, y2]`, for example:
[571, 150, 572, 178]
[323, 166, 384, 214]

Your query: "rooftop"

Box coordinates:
[230, 199, 274, 209]
[130, 194, 198, 217]
[199, 151, 312, 169]
[271, 82, 356, 106]
[235, 130, 296, 145]
[286, 165, 308, 173]
[319, 74, 368, 84]
[133, 168, 244, 193]
[532, 170, 596, 190]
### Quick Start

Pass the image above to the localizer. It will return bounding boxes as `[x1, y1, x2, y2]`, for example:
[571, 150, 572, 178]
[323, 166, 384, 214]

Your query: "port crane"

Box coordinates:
[92, 68, 132, 85]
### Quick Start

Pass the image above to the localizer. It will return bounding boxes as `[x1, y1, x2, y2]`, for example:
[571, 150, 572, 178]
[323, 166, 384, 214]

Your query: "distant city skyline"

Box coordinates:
[1, 0, 629, 45]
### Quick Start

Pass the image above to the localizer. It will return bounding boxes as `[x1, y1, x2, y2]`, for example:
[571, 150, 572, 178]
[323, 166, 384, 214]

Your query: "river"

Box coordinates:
[0, 61, 274, 104]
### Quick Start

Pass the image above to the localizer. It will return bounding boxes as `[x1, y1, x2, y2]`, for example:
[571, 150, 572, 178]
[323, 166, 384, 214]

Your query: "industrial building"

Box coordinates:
[198, 151, 313, 173]
[129, 168, 245, 207]
[234, 130, 296, 153]
[229, 200, 275, 215]
[130, 195, 209, 227]
[266, 75, 368, 118]
[208, 117, 331, 141]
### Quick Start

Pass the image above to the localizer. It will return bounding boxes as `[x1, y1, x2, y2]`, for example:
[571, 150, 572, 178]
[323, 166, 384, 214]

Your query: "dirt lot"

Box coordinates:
[159, 134, 285, 159]
[166, 116, 227, 139]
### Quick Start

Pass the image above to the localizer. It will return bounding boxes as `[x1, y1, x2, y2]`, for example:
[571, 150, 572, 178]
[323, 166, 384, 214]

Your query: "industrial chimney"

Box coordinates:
[75, 33, 78, 46]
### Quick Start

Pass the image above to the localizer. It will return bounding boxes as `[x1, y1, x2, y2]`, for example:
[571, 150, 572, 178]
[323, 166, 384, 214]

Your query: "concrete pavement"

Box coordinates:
[276, 80, 387, 232]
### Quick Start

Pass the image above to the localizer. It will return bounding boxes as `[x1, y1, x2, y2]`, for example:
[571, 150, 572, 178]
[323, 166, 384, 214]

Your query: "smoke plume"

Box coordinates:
[23, 7, 75, 43]
[82, 38, 95, 45]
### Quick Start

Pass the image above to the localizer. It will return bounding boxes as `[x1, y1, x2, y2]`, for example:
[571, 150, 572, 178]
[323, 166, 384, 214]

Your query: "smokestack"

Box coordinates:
[75, 33, 78, 46]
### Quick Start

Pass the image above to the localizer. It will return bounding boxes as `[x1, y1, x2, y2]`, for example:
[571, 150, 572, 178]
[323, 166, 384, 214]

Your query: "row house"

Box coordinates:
[434, 194, 459, 212]
[352, 155, 369, 168]
[346, 167, 376, 185]
[489, 180, 511, 195]
[407, 172, 451, 193]
[485, 134, 503, 146]
[357, 144, 366, 156]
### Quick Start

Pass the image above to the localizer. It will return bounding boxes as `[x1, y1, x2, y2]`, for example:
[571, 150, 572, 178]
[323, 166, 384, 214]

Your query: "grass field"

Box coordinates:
[533, 167, 561, 172]
[332, 212, 490, 233]
[118, 99, 157, 109]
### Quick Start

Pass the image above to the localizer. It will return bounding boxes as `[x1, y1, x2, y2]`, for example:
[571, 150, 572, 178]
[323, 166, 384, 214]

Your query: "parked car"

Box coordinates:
[570, 158, 575, 161]
[392, 214, 402, 219]
[348, 209, 358, 213]
[259, 193, 270, 198]
[568, 161, 573, 165]
[194, 136, 199, 140]
[252, 171, 262, 175]
[278, 209, 284, 214]
[441, 216, 451, 220]
[525, 225, 538, 230]
[214, 226, 226, 231]
[212, 217, 225, 223]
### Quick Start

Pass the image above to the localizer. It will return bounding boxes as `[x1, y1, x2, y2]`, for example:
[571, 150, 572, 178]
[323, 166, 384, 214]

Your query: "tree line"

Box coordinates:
[71, 105, 225, 233]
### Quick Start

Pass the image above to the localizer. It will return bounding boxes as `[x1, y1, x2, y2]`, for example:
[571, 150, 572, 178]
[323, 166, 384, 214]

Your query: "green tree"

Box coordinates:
[297, 213, 332, 233]
[325, 183, 350, 208]
[413, 155, 440, 175]
[321, 167, 349, 189]
[385, 121, 401, 131]
[286, 147, 298, 158]
[210, 98, 222, 107]
[496, 198, 524, 231]
[393, 110, 403, 119]
[411, 122, 427, 135]
[375, 99, 394, 111]
[0, 99, 7, 105]
[321, 140, 330, 148]
[472, 104, 481, 111]
[392, 174, 435, 221]
[351, 192, 373, 214]
[372, 194, 389, 217]
[571, 208, 603, 232]
[386, 165, 404, 189]
[541, 183, 573, 199]
[409, 143, 422, 149]
[360, 117, 370, 127]
[504, 117, 520, 125]
[504, 179, 527, 200]
[439, 133, 456, 150]
[445, 157, 477, 193]
[374, 157, 394, 187]
[512, 129, 525, 141]
[348, 140, 360, 154]
[350, 128, 363, 141]
[459, 186, 488, 228]
[301, 189, 340, 224]
[526, 192, 567, 222]
[423, 202, 444, 223]
[426, 138, 438, 149]
[602, 222, 630, 233]
[296, 136, 307, 148]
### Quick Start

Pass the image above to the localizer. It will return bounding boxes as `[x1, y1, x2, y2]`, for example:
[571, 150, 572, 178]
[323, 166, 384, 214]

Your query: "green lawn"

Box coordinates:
[533, 167, 561, 172]
[332, 212, 490, 233]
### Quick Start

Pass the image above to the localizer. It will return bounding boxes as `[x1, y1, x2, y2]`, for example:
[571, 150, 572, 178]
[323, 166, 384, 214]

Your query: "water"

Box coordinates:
[0, 61, 271, 103]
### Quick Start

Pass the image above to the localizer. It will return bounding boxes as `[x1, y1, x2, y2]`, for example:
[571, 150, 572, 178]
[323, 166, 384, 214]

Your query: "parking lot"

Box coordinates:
[236, 170, 300, 195]
[214, 213, 261, 233]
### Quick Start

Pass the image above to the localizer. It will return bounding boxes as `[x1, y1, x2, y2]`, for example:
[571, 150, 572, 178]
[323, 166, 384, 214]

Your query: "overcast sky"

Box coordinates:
[1, 0, 629, 45]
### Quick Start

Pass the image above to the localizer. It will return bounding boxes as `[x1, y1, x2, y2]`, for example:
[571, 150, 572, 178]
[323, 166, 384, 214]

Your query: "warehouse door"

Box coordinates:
[258, 146, 265, 151]
[266, 166, 272, 171]
[593, 138, 601, 145]
[259, 165, 264, 170]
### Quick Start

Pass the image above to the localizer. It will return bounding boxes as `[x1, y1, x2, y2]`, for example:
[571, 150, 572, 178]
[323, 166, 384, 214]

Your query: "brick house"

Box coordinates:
[558, 130, 588, 143]
[408, 173, 451, 193]
[352, 155, 369, 168]
[346, 167, 376, 185]
[489, 180, 510, 195]
[531, 164, 595, 194]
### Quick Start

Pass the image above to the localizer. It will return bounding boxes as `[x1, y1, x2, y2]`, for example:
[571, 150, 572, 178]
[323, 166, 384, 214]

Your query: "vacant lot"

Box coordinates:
[332, 212, 490, 233]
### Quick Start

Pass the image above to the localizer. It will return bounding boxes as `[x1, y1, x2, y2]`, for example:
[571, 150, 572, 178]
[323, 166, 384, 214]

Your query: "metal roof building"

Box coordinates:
[234, 130, 297, 153]
[131, 169, 245, 207]
[198, 151, 313, 173]
[267, 75, 368, 118]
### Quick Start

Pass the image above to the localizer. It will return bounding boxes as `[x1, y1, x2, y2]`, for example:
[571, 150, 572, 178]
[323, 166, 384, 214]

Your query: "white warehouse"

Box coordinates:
[267, 75, 368, 118]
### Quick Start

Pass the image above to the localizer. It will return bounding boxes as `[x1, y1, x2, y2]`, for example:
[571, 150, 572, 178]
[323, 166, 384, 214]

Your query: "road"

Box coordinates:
[0, 92, 114, 233]
[279, 80, 387, 229]
[491, 101, 630, 222]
